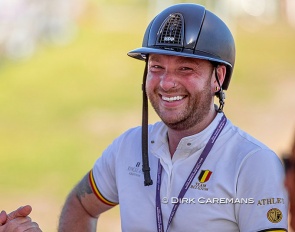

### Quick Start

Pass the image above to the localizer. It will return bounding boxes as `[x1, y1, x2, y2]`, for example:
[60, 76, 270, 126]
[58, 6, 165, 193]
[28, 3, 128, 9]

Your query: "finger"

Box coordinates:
[0, 210, 7, 225]
[1, 217, 33, 231]
[15, 220, 41, 232]
[26, 228, 43, 232]
[10, 216, 32, 223]
[7, 205, 32, 221]
[25, 222, 43, 232]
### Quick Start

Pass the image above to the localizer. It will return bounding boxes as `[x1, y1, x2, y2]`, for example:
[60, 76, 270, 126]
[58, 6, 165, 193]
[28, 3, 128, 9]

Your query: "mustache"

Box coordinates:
[153, 87, 188, 95]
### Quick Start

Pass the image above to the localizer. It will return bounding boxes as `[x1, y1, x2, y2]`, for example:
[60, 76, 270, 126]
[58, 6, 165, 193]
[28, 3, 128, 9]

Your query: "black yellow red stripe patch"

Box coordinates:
[88, 170, 118, 206]
[198, 170, 212, 183]
[258, 229, 287, 232]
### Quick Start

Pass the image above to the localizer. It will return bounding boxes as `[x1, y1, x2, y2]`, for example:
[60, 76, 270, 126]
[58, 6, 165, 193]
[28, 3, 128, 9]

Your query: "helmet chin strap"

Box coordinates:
[142, 60, 153, 186]
[215, 67, 226, 113]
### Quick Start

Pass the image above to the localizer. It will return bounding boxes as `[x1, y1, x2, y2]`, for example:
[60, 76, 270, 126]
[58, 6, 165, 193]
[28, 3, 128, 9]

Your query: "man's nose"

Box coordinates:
[159, 71, 177, 91]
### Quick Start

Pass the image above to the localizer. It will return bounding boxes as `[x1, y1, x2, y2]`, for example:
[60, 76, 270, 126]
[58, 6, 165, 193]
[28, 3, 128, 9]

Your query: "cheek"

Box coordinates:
[187, 74, 215, 94]
[145, 74, 158, 91]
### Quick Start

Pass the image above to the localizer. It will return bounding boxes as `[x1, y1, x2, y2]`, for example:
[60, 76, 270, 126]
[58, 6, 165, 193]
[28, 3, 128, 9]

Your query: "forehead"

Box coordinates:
[148, 54, 209, 65]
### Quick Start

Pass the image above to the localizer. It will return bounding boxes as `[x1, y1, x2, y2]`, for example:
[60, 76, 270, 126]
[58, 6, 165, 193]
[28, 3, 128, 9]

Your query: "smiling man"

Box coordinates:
[146, 54, 225, 155]
[58, 4, 288, 232]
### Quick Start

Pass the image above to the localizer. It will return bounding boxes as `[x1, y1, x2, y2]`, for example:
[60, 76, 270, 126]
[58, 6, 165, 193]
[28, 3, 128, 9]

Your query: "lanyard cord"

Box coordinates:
[156, 114, 227, 232]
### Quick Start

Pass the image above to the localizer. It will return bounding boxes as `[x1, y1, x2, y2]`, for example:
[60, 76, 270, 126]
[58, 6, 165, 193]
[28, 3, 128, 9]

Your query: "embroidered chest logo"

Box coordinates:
[198, 170, 212, 183]
[267, 208, 283, 223]
[190, 169, 212, 191]
[128, 162, 143, 177]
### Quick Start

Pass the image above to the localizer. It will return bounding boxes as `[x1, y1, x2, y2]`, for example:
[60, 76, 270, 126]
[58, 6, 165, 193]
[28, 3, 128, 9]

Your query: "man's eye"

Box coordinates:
[150, 65, 163, 70]
[180, 67, 192, 71]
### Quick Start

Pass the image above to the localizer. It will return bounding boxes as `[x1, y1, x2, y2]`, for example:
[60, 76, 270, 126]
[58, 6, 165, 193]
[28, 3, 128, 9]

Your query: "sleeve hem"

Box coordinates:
[257, 228, 287, 232]
[88, 170, 118, 206]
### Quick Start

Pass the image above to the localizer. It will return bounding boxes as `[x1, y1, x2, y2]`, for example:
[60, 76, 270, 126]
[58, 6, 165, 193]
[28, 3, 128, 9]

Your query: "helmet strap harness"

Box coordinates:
[142, 60, 153, 186]
[214, 67, 226, 113]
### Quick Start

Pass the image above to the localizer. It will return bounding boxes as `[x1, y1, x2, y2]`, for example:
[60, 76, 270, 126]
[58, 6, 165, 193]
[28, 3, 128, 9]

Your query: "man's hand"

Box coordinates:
[1, 205, 32, 224]
[0, 205, 42, 232]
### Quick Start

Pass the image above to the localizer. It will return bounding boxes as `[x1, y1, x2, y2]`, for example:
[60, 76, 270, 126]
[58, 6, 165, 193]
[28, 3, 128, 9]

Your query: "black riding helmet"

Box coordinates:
[127, 3, 236, 186]
[128, 3, 235, 90]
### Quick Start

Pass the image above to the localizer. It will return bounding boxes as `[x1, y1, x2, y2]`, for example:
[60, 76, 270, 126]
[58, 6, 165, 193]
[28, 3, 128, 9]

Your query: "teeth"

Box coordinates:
[162, 96, 184, 102]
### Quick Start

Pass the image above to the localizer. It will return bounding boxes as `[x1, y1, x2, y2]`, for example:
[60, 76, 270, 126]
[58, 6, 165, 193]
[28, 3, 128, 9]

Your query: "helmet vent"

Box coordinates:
[157, 13, 184, 46]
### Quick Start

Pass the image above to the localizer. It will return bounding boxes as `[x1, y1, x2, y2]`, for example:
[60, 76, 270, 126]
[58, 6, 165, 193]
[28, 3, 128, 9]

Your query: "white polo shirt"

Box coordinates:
[90, 113, 288, 232]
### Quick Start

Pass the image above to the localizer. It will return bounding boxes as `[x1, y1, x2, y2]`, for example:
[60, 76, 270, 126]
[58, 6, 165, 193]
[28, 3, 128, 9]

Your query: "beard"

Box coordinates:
[147, 78, 213, 131]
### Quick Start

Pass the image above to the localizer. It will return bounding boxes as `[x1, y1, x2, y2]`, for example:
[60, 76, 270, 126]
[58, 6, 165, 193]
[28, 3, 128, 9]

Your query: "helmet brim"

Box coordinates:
[128, 47, 232, 68]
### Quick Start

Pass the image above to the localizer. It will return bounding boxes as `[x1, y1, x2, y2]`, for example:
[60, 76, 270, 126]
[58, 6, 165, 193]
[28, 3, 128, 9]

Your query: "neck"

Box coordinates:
[167, 109, 218, 157]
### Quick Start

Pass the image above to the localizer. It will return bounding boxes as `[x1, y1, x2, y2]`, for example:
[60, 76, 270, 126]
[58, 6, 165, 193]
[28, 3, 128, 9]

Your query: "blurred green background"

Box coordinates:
[0, 0, 295, 231]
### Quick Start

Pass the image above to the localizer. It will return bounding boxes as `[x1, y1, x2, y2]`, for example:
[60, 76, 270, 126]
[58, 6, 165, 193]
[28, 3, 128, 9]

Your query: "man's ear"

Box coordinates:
[212, 65, 226, 93]
[215, 65, 226, 88]
[213, 65, 227, 112]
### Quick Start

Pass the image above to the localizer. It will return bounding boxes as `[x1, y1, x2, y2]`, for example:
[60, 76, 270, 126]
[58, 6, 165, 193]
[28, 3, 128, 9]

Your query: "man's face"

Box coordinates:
[285, 147, 295, 230]
[146, 54, 216, 131]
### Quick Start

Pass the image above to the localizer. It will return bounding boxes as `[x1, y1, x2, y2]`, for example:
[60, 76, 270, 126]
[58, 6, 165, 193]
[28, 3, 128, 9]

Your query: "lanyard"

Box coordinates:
[156, 114, 227, 232]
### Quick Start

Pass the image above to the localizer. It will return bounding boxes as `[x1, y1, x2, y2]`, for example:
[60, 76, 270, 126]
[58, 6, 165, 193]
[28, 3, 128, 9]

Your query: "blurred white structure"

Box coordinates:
[1, 0, 294, 60]
[0, 0, 85, 60]
[147, 0, 295, 29]
[286, 0, 295, 27]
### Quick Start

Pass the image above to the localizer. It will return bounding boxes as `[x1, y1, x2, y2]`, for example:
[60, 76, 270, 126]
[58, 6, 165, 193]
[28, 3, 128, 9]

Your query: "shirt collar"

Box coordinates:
[149, 112, 224, 161]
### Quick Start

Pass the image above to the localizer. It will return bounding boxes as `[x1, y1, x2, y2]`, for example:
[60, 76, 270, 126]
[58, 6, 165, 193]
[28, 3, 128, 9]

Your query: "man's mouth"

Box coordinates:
[161, 95, 185, 102]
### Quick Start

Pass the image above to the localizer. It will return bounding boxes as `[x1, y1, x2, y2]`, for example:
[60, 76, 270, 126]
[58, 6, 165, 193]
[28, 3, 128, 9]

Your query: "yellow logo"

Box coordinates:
[267, 208, 283, 223]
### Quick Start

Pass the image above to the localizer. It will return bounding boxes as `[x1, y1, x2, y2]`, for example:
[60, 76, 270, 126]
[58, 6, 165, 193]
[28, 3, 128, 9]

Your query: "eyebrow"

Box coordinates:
[177, 57, 200, 65]
[148, 55, 161, 63]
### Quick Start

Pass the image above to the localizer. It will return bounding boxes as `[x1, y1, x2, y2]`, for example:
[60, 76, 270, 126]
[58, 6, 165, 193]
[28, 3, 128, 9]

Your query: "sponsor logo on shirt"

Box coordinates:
[190, 169, 212, 191]
[190, 182, 209, 191]
[257, 198, 285, 206]
[128, 162, 143, 177]
[198, 170, 212, 183]
[267, 208, 283, 223]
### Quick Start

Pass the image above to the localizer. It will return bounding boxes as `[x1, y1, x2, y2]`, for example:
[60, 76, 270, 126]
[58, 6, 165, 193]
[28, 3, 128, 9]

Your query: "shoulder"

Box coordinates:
[224, 120, 275, 154]
[221, 119, 282, 170]
[228, 120, 268, 148]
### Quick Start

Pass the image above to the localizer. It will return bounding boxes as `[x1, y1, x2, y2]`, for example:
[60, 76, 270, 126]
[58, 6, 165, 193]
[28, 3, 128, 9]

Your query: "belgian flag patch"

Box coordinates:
[198, 170, 212, 183]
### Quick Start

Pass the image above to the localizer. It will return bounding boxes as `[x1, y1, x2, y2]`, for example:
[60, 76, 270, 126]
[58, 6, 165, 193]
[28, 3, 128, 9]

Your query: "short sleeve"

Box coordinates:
[90, 139, 119, 205]
[235, 149, 288, 232]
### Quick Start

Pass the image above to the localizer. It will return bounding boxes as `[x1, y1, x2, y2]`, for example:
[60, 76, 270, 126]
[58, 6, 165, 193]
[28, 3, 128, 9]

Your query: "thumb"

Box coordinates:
[0, 210, 8, 225]
[7, 205, 32, 221]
